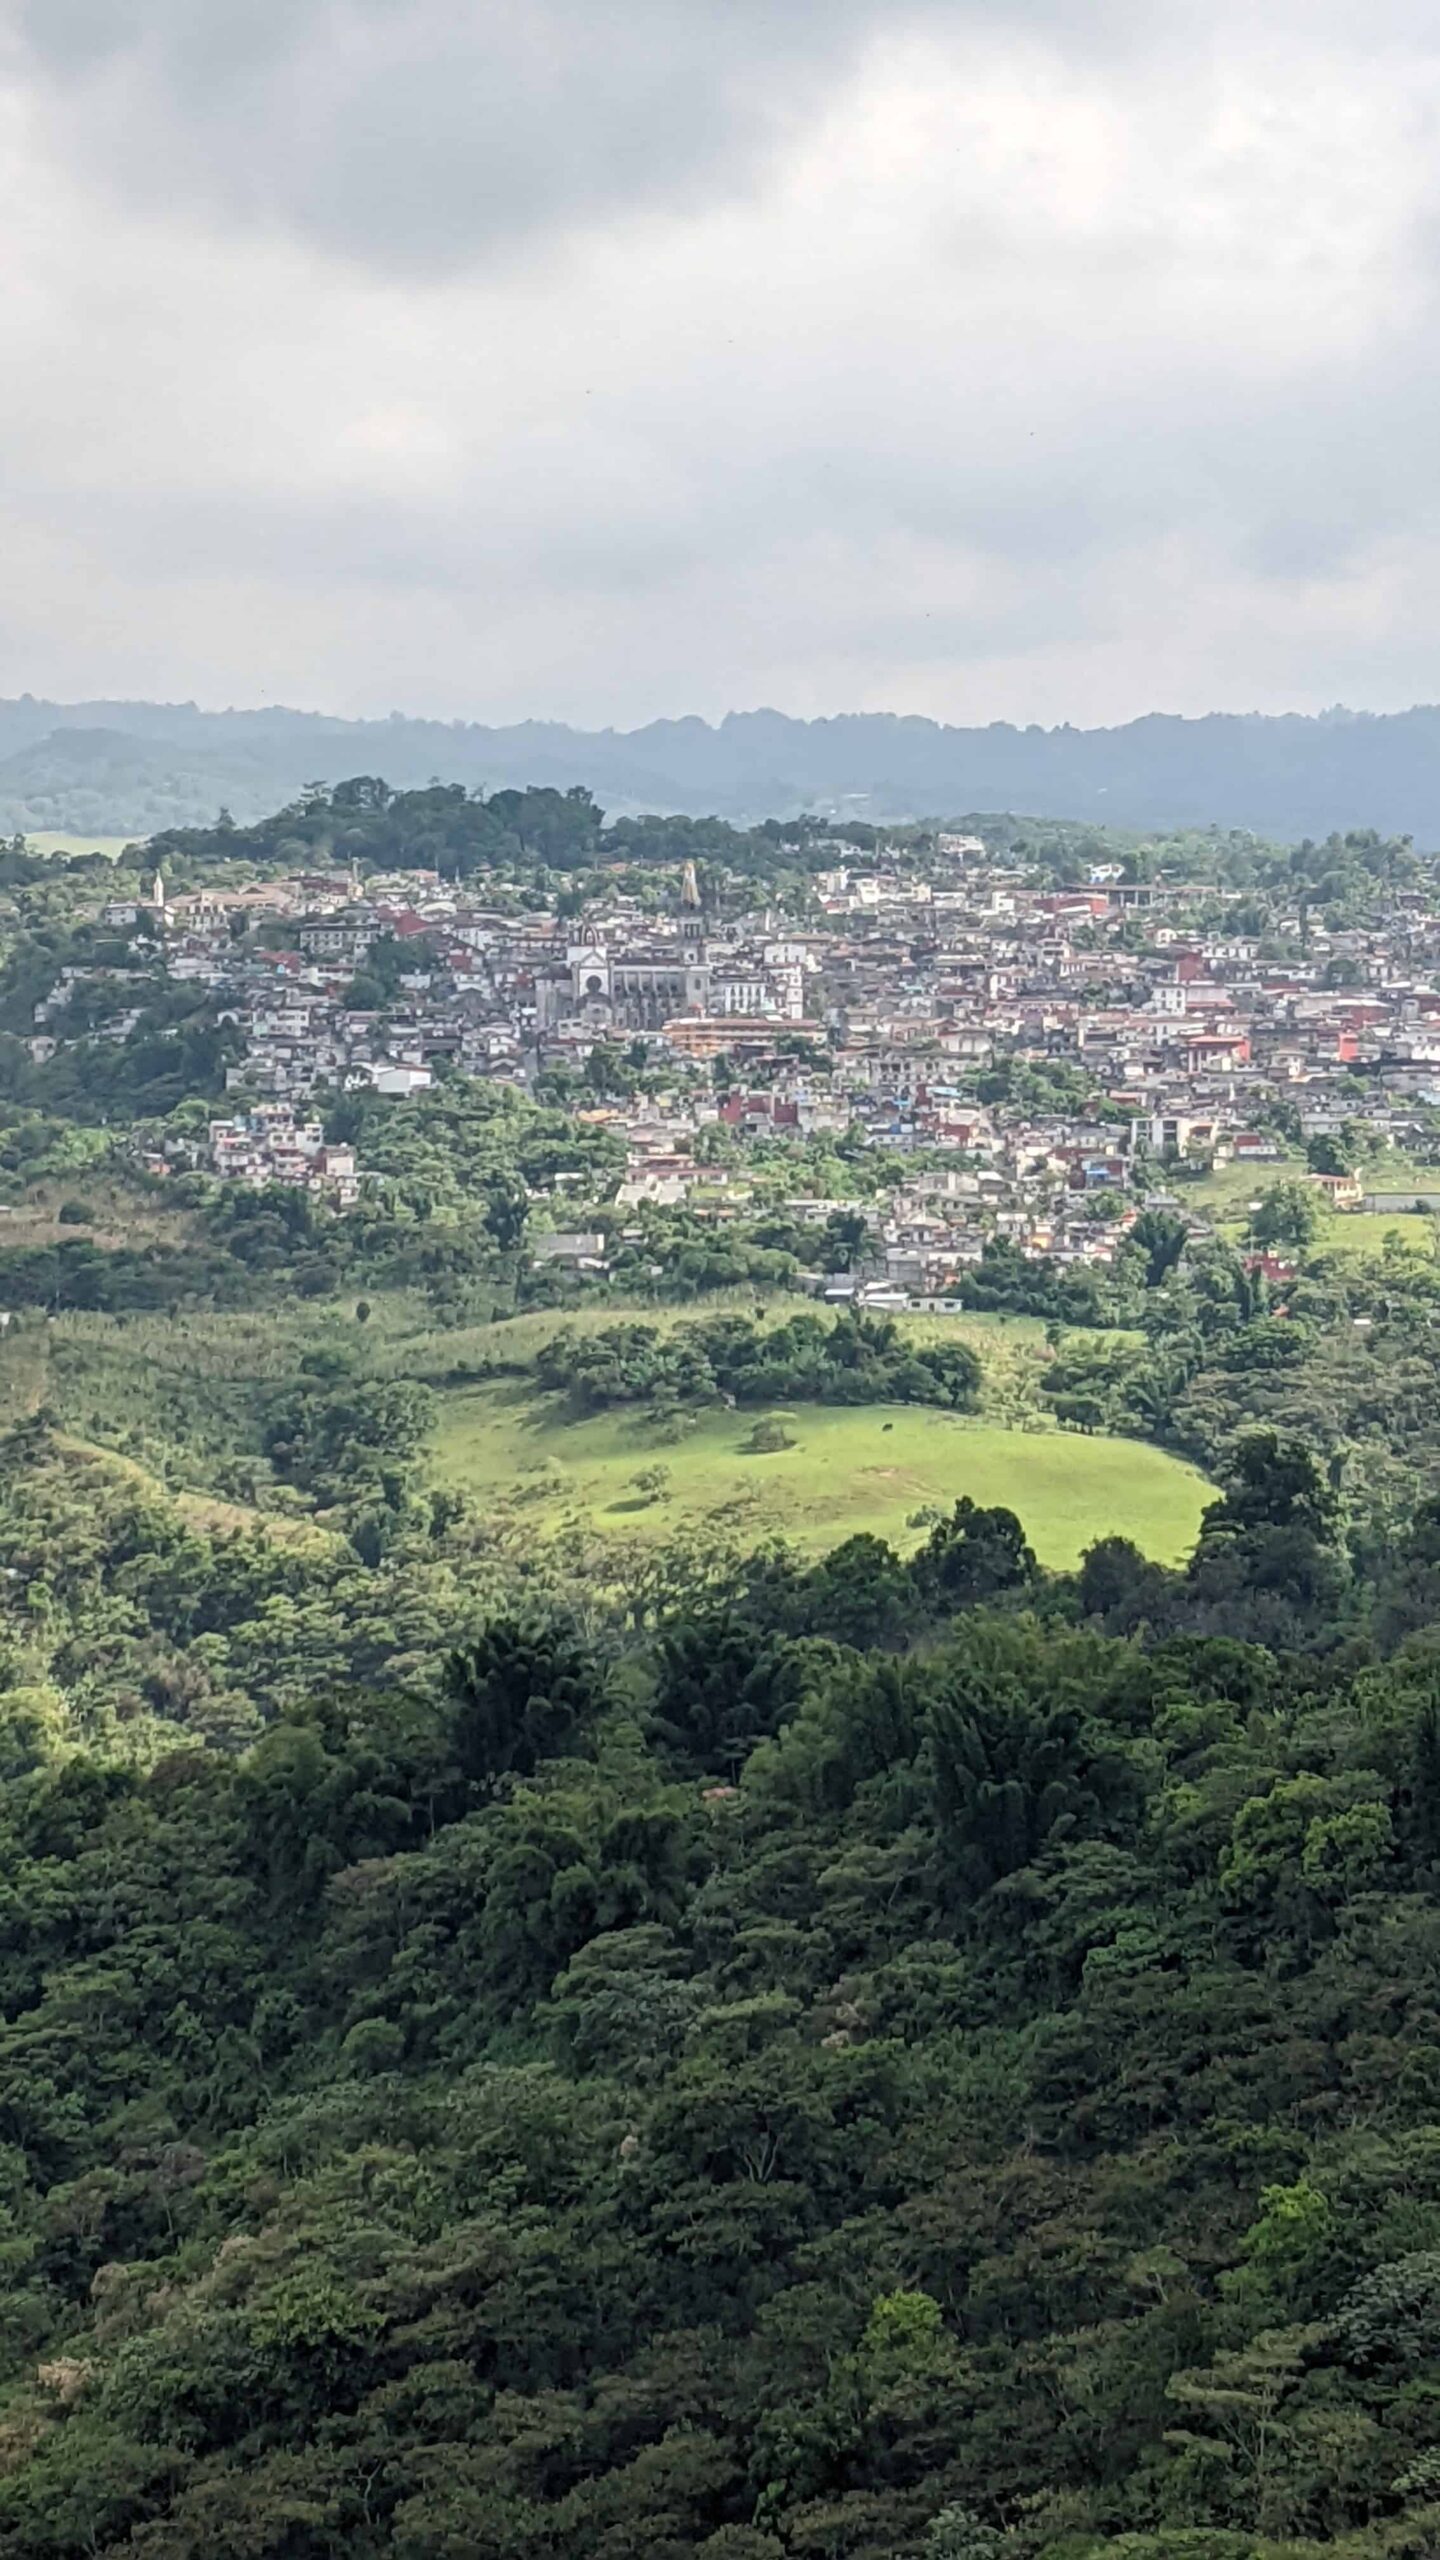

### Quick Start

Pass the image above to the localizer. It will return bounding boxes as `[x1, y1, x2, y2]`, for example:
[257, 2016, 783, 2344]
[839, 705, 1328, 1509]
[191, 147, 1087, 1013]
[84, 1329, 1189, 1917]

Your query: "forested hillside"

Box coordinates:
[1, 1424, 1440, 2556]
[10, 697, 1440, 839]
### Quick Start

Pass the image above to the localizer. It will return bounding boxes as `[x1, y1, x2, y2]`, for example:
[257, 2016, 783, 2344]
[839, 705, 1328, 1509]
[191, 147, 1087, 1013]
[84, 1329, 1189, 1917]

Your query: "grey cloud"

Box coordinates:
[12, 0, 937, 271]
[13, 0, 1236, 276]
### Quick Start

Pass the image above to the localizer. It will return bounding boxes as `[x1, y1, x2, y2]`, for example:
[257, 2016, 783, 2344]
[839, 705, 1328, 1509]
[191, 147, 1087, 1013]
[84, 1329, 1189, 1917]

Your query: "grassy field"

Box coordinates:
[1211, 1201, 1437, 1262]
[1319, 1212, 1436, 1262]
[24, 831, 138, 861]
[1187, 1156, 1302, 1219]
[0, 1290, 1208, 1566]
[431, 1382, 1213, 1568]
[1192, 1153, 1440, 1264]
[1214, 1204, 1438, 1260]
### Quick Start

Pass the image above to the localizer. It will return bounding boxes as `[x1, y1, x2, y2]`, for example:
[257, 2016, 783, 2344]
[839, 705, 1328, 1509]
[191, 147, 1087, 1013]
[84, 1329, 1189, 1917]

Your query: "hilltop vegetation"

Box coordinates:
[531, 1309, 984, 1419]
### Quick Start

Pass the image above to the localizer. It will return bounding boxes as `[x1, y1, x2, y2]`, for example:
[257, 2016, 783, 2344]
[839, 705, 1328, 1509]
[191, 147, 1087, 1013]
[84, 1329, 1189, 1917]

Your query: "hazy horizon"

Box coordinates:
[10, 690, 1440, 735]
[17, 690, 1440, 734]
[13, 692, 1440, 845]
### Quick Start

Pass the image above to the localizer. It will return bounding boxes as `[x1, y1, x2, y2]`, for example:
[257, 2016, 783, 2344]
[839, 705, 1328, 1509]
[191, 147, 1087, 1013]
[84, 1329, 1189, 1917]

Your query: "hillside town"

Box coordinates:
[34, 831, 1440, 1304]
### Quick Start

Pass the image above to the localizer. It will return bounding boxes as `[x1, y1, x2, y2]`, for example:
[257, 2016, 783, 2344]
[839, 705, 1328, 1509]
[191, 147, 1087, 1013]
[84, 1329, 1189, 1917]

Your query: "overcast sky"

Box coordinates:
[2, 0, 1438, 729]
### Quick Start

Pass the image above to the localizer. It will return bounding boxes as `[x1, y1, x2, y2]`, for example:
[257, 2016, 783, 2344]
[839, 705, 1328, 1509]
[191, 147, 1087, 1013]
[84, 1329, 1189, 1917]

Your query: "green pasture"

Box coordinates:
[1217, 1204, 1436, 1263]
[1320, 1212, 1436, 1261]
[0, 1290, 1207, 1565]
[432, 1383, 1213, 1568]
[24, 831, 138, 861]
[1187, 1155, 1302, 1218]
[1195, 1150, 1440, 1265]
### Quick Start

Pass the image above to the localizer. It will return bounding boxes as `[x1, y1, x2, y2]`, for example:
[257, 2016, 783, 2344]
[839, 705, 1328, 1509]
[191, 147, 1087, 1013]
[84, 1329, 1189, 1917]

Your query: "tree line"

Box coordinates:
[531, 1309, 984, 1422]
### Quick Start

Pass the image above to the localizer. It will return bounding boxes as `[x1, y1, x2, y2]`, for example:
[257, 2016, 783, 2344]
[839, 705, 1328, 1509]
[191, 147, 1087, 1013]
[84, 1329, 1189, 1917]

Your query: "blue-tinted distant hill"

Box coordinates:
[4, 696, 1440, 841]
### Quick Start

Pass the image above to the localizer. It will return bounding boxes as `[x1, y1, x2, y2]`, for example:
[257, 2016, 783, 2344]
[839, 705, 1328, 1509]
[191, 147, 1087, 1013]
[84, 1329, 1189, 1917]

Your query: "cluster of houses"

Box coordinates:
[204, 1110, 360, 1206]
[35, 836, 1440, 1288]
[533, 1093, 1272, 1303]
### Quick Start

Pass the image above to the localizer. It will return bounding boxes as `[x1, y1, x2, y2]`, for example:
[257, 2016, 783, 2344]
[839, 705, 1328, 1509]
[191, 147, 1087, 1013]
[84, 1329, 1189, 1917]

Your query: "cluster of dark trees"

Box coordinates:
[0, 835, 119, 891]
[324, 1081, 624, 1218]
[0, 1205, 507, 1320]
[533, 1309, 983, 1420]
[594, 1204, 817, 1302]
[0, 1237, 247, 1316]
[970, 1057, 1124, 1120]
[260, 1349, 436, 1511]
[956, 1237, 1121, 1327]
[145, 776, 607, 879]
[2, 1424, 1440, 2553]
[143, 778, 862, 890]
[0, 1002, 240, 1127]
[0, 889, 242, 1124]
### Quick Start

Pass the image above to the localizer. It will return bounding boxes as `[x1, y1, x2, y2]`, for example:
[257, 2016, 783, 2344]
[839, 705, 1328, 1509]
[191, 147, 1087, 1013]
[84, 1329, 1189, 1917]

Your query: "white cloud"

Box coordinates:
[1, 0, 1439, 725]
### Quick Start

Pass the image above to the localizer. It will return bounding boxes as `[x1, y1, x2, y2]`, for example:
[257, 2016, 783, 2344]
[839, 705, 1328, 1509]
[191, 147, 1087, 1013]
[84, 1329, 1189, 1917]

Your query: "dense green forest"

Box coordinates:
[0, 1418, 1436, 2554]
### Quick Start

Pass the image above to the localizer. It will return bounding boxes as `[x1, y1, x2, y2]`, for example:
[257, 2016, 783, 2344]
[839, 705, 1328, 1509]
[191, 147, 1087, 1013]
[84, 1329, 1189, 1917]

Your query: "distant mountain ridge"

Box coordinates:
[5, 696, 1440, 842]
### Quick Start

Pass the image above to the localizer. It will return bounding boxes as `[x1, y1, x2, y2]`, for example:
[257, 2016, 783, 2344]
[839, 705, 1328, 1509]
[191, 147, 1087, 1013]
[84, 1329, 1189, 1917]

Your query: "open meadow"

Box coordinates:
[431, 1379, 1213, 1567]
[1186, 1154, 1301, 1219]
[0, 1291, 1212, 1566]
[23, 831, 138, 860]
[1317, 1211, 1438, 1262]
[1193, 1151, 1440, 1263]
